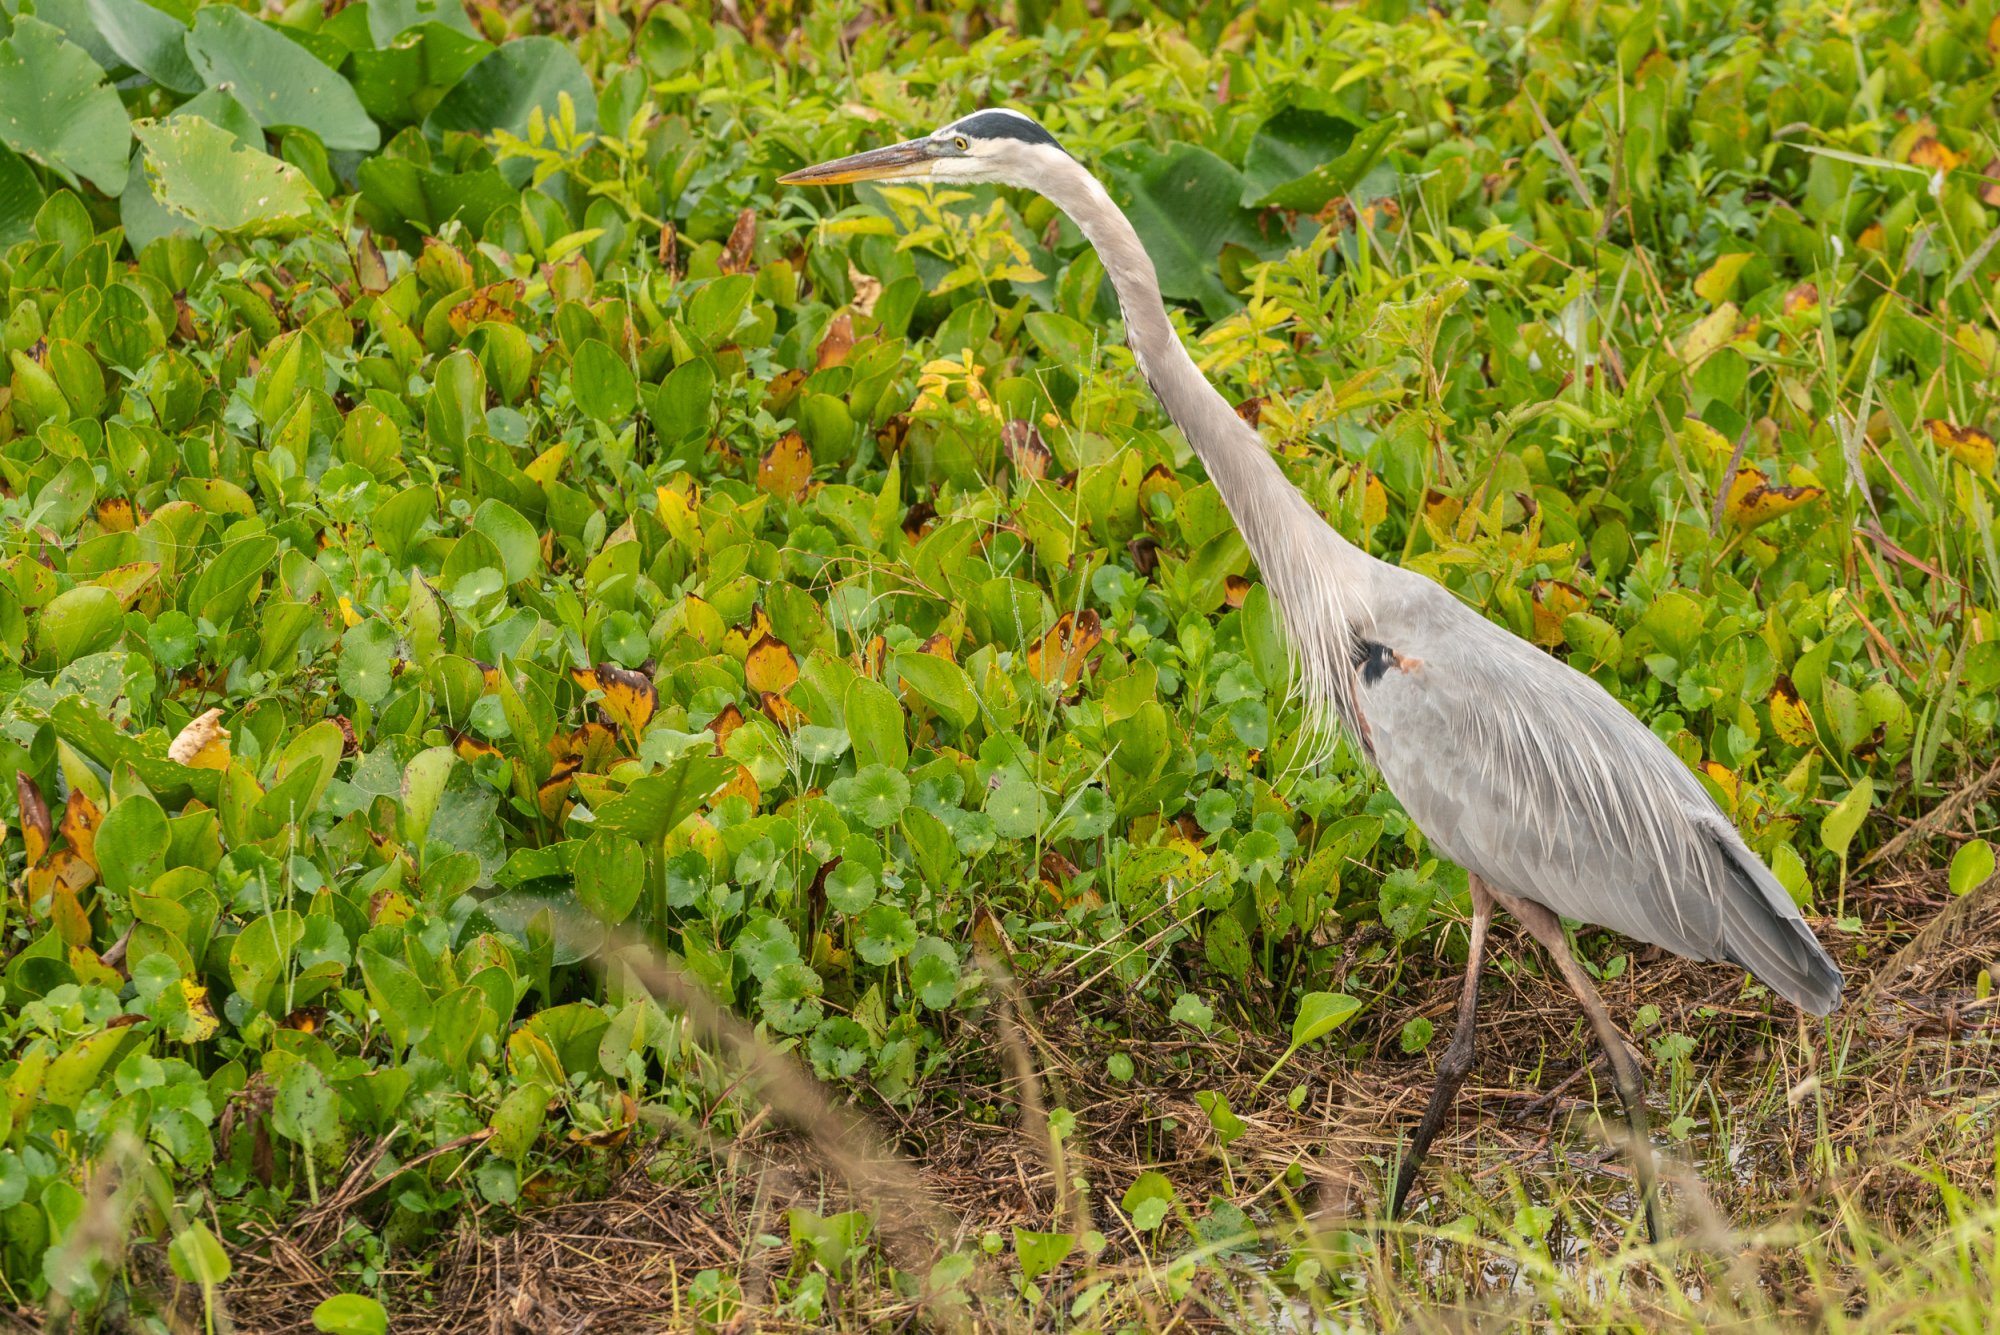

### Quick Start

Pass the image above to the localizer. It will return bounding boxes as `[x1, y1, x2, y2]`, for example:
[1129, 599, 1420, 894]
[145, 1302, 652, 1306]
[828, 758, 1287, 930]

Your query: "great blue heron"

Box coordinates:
[780, 109, 1843, 1240]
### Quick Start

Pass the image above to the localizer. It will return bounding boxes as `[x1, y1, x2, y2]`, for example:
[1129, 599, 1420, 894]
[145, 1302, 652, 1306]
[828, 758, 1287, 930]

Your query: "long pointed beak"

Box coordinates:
[779, 138, 943, 186]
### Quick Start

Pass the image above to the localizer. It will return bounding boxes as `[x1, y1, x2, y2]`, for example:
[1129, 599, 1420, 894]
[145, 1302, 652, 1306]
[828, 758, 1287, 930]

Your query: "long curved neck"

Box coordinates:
[1033, 158, 1375, 749]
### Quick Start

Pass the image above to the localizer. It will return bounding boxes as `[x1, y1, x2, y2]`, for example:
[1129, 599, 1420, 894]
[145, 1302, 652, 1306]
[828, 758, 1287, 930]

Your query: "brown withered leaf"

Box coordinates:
[763, 367, 806, 414]
[1926, 419, 1996, 474]
[848, 262, 883, 317]
[452, 731, 502, 762]
[658, 221, 678, 275]
[1907, 135, 1962, 173]
[551, 722, 623, 773]
[1233, 396, 1266, 427]
[539, 763, 579, 820]
[1530, 580, 1589, 648]
[720, 207, 757, 274]
[447, 280, 524, 336]
[17, 772, 52, 866]
[1126, 536, 1159, 576]
[816, 313, 854, 370]
[1980, 158, 2000, 209]
[1003, 420, 1051, 481]
[858, 635, 886, 679]
[167, 708, 232, 770]
[744, 634, 800, 696]
[762, 691, 807, 732]
[1724, 466, 1825, 529]
[1223, 575, 1251, 609]
[757, 432, 814, 501]
[902, 499, 937, 541]
[1026, 609, 1104, 689]
[710, 704, 746, 755]
[60, 790, 102, 872]
[876, 413, 910, 455]
[918, 632, 955, 662]
[1783, 282, 1820, 316]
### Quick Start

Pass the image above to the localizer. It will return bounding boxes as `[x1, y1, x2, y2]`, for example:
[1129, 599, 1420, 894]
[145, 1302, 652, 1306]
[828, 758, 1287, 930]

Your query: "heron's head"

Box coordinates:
[779, 109, 1069, 191]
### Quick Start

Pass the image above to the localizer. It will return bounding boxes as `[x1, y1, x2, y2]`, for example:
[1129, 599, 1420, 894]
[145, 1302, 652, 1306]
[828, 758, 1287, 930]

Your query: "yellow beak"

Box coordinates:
[778, 139, 942, 186]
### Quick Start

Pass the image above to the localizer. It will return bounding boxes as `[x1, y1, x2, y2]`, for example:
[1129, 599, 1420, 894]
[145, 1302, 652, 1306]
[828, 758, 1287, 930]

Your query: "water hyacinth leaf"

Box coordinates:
[184, 7, 378, 151]
[135, 117, 320, 236]
[576, 829, 645, 924]
[1257, 991, 1363, 1088]
[86, 0, 203, 94]
[0, 17, 132, 195]
[572, 339, 637, 422]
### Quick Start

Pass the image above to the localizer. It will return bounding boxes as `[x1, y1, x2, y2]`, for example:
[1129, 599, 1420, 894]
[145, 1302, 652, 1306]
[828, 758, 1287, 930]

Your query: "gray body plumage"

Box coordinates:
[1030, 120, 1842, 1018]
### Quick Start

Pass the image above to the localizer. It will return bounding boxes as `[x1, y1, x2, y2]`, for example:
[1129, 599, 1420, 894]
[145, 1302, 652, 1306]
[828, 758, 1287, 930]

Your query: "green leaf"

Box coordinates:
[1256, 991, 1363, 1089]
[1820, 776, 1873, 861]
[0, 17, 132, 195]
[487, 1081, 550, 1161]
[897, 652, 979, 731]
[1241, 106, 1363, 204]
[86, 0, 202, 94]
[337, 619, 397, 705]
[856, 903, 917, 966]
[908, 936, 959, 1009]
[424, 36, 597, 140]
[829, 763, 910, 830]
[134, 117, 320, 237]
[575, 829, 645, 924]
[471, 499, 540, 583]
[271, 1060, 341, 1151]
[312, 1294, 390, 1335]
[985, 778, 1045, 839]
[1013, 1228, 1075, 1283]
[184, 7, 379, 151]
[0, 145, 47, 247]
[591, 755, 734, 843]
[571, 339, 637, 422]
[168, 1222, 231, 1287]
[1950, 838, 1994, 898]
[35, 586, 123, 669]
[95, 793, 168, 898]
[360, 946, 433, 1050]
[1249, 115, 1399, 211]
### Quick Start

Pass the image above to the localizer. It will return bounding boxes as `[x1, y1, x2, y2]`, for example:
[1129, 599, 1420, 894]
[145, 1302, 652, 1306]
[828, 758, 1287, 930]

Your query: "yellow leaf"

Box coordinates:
[1768, 674, 1817, 747]
[1530, 580, 1589, 648]
[757, 432, 814, 501]
[90, 562, 160, 610]
[575, 663, 658, 733]
[338, 595, 363, 628]
[1724, 466, 1824, 529]
[1359, 471, 1388, 527]
[178, 980, 220, 1042]
[655, 484, 701, 550]
[1856, 223, 1885, 252]
[94, 497, 137, 532]
[1926, 419, 1996, 474]
[1680, 417, 1733, 466]
[744, 634, 800, 696]
[1907, 135, 1963, 173]
[167, 709, 232, 771]
[1679, 302, 1741, 365]
[1693, 252, 1753, 304]
[524, 441, 568, 487]
[59, 790, 101, 872]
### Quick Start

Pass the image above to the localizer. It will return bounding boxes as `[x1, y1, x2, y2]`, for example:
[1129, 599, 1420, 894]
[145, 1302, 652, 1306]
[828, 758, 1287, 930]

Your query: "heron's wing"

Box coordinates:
[1355, 570, 1842, 1015]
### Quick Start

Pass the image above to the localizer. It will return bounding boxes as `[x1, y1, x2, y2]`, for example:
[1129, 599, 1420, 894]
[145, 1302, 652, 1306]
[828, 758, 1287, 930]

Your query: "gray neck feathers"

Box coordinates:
[1036, 158, 1371, 754]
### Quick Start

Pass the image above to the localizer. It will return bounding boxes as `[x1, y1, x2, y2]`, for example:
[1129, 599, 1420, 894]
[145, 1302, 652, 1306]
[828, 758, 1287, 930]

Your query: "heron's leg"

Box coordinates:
[1389, 877, 1495, 1220]
[1497, 891, 1666, 1244]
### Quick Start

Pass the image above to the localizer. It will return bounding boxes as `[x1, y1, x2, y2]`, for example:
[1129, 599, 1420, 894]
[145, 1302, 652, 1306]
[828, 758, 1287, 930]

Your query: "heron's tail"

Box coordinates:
[1709, 833, 1844, 1016]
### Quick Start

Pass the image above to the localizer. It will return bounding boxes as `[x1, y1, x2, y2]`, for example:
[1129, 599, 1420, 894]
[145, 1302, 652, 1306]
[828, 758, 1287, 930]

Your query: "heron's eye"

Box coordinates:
[953, 136, 970, 152]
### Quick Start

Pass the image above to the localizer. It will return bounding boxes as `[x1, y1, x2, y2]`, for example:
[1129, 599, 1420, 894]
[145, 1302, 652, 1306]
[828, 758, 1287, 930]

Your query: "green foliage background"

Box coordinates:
[2, 0, 1998, 1320]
